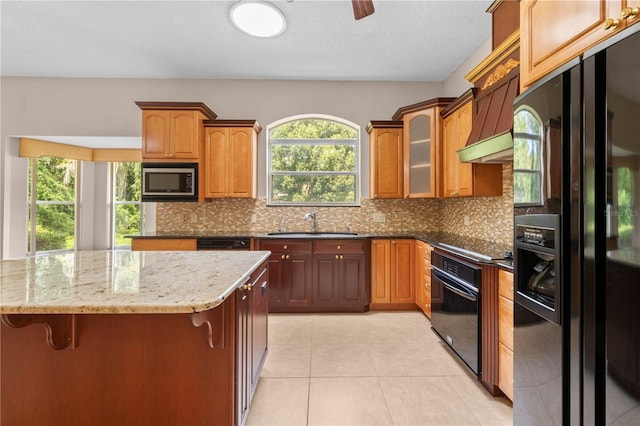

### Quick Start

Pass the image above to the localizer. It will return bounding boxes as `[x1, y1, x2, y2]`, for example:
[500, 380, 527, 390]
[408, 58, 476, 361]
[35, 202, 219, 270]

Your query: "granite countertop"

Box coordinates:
[0, 250, 271, 315]
[129, 231, 514, 264]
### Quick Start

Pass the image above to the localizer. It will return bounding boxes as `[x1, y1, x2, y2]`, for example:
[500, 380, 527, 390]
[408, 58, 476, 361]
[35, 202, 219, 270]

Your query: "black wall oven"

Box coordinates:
[430, 251, 481, 376]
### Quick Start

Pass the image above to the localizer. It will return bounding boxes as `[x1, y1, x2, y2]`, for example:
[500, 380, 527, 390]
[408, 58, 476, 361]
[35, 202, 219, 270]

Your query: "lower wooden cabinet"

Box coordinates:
[370, 239, 416, 310]
[256, 239, 369, 312]
[415, 240, 434, 318]
[237, 261, 269, 426]
[498, 269, 514, 401]
[130, 238, 197, 251]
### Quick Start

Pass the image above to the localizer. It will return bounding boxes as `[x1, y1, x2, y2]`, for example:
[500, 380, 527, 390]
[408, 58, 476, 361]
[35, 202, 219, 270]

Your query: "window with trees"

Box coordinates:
[28, 156, 78, 254]
[113, 162, 142, 248]
[267, 115, 360, 206]
[513, 107, 544, 206]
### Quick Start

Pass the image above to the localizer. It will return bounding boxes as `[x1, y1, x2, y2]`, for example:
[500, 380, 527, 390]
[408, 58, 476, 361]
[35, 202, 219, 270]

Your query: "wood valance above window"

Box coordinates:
[19, 138, 142, 162]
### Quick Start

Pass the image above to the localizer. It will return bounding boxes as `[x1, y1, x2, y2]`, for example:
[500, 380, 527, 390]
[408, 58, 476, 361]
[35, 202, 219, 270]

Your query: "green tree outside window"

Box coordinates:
[268, 117, 359, 205]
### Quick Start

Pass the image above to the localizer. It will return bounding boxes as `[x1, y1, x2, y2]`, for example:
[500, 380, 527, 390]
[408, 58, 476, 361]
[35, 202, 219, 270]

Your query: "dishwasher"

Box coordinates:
[196, 237, 251, 251]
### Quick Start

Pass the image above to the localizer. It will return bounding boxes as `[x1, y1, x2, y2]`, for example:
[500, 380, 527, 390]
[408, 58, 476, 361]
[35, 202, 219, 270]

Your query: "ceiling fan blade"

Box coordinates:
[352, 0, 375, 20]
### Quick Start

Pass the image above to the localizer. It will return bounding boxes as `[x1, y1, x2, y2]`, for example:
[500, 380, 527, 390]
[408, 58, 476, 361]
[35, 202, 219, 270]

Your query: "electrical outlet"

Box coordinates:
[372, 213, 386, 223]
[250, 214, 257, 224]
[189, 213, 198, 224]
[463, 215, 470, 226]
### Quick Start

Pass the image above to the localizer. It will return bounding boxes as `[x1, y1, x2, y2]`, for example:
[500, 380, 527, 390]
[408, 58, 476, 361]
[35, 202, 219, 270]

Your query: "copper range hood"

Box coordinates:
[458, 31, 520, 164]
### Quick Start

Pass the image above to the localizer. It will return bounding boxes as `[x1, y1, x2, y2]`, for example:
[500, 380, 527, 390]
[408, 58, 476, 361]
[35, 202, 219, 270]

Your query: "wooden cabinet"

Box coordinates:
[256, 238, 369, 313]
[258, 240, 313, 311]
[415, 240, 434, 318]
[312, 241, 368, 310]
[498, 269, 514, 401]
[130, 238, 197, 251]
[136, 102, 217, 161]
[392, 98, 454, 198]
[236, 261, 269, 426]
[442, 91, 503, 198]
[204, 121, 260, 199]
[367, 121, 404, 199]
[370, 239, 415, 309]
[520, 0, 640, 89]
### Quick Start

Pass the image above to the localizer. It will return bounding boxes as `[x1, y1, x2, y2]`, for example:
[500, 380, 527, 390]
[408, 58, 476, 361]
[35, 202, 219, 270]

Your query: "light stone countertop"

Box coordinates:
[0, 250, 271, 314]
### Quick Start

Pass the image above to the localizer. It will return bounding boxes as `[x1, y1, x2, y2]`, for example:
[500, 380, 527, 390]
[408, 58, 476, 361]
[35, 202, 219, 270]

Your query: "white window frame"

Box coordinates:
[28, 157, 80, 256]
[111, 162, 143, 249]
[266, 114, 361, 207]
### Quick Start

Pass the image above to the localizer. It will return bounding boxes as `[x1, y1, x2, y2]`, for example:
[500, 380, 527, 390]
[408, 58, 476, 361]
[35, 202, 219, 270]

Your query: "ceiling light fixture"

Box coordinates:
[229, 1, 286, 38]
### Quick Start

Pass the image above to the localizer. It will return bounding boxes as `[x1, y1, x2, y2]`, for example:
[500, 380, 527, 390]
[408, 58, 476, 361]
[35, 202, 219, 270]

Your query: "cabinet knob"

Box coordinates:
[281, 254, 285, 259]
[336, 255, 339, 259]
[242, 284, 252, 291]
[340, 255, 344, 260]
[337, 245, 341, 250]
[283, 245, 287, 250]
[603, 18, 620, 30]
[286, 254, 290, 259]
[164, 154, 169, 158]
[621, 7, 639, 20]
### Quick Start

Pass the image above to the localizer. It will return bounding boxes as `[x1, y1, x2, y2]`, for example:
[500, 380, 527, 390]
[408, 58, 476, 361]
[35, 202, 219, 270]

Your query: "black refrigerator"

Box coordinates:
[512, 23, 640, 425]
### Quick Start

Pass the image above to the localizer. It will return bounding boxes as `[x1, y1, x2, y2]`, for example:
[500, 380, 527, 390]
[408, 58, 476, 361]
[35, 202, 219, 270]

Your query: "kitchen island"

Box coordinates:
[0, 250, 270, 426]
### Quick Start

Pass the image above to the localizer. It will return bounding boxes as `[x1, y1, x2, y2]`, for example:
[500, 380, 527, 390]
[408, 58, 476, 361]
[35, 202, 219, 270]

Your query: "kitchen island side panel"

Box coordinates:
[1, 294, 236, 426]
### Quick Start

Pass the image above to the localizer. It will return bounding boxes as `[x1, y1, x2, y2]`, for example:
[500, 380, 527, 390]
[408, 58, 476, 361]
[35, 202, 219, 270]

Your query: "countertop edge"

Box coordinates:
[0, 251, 272, 315]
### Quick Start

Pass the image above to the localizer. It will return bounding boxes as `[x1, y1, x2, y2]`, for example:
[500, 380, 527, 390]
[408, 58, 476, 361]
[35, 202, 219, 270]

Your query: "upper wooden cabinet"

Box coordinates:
[203, 120, 261, 199]
[392, 98, 454, 198]
[520, 0, 640, 88]
[136, 102, 217, 161]
[442, 91, 503, 198]
[367, 121, 404, 199]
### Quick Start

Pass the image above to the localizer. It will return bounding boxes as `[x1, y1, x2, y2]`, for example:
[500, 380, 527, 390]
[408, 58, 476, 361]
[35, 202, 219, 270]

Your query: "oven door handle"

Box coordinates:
[432, 266, 478, 302]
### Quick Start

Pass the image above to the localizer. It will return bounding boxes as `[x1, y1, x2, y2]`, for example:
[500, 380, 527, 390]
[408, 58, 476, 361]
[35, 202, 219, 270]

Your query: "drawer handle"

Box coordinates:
[603, 17, 620, 30]
[621, 7, 639, 20]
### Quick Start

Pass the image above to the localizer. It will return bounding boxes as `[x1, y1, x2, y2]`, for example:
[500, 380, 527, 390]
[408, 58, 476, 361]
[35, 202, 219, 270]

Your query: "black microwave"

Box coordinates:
[141, 163, 198, 202]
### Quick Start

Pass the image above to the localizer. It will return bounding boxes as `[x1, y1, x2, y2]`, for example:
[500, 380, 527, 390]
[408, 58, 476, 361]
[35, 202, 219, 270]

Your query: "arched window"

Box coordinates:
[267, 114, 360, 206]
[513, 106, 544, 206]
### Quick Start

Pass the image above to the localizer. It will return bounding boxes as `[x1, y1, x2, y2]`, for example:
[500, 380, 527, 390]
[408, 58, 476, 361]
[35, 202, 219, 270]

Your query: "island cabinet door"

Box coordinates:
[251, 264, 269, 398]
[236, 283, 252, 426]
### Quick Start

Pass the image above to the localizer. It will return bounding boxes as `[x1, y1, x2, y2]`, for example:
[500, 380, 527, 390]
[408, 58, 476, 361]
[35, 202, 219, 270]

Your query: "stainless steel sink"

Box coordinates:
[266, 232, 358, 238]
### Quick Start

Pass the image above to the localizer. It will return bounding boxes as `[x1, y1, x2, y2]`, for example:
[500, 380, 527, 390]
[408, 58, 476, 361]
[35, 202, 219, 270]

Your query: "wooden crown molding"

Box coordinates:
[465, 30, 520, 85]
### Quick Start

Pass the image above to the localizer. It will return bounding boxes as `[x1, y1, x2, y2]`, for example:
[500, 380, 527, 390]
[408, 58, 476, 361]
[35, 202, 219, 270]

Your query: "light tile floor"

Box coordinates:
[247, 311, 513, 426]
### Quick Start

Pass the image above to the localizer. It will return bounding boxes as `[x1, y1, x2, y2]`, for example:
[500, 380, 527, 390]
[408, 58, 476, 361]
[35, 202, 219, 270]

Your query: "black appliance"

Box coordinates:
[197, 237, 250, 251]
[141, 162, 198, 202]
[430, 250, 481, 376]
[512, 24, 640, 425]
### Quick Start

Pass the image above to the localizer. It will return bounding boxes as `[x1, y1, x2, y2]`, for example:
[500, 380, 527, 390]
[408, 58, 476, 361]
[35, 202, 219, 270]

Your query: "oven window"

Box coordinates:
[513, 107, 544, 206]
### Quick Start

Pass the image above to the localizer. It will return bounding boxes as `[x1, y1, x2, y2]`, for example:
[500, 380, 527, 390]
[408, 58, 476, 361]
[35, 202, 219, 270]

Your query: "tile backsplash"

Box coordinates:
[156, 164, 513, 248]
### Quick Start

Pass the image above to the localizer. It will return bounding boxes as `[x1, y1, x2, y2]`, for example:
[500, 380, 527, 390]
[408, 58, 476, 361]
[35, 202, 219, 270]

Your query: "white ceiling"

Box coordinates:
[1, 0, 492, 82]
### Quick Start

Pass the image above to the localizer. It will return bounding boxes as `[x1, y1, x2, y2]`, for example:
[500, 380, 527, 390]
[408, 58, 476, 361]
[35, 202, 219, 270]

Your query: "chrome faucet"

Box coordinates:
[278, 215, 286, 233]
[303, 209, 317, 233]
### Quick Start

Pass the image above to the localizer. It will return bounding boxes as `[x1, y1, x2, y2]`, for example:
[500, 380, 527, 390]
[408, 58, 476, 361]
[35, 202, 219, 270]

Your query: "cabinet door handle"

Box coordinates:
[336, 255, 339, 259]
[337, 245, 341, 250]
[621, 7, 639, 20]
[603, 18, 620, 30]
[281, 255, 285, 259]
[283, 245, 288, 250]
[286, 254, 290, 259]
[340, 255, 344, 259]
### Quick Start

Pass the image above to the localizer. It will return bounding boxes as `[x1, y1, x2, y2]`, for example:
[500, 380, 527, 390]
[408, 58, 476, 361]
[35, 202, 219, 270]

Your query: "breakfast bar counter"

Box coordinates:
[1, 250, 271, 426]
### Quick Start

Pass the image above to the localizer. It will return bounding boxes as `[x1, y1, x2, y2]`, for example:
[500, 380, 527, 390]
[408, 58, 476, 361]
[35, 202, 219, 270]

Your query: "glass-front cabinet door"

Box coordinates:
[392, 98, 452, 199]
[403, 109, 437, 198]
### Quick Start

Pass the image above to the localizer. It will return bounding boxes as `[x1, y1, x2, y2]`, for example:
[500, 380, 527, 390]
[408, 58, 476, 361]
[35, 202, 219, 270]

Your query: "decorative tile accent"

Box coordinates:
[156, 164, 514, 247]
